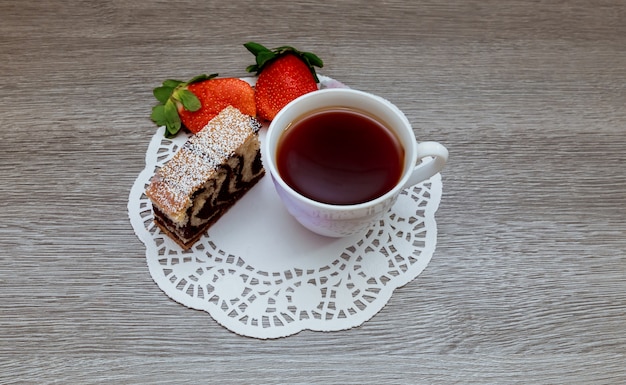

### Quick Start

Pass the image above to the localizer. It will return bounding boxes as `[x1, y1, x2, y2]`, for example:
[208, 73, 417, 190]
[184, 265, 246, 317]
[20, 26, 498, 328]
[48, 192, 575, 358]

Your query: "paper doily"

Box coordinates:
[128, 76, 443, 339]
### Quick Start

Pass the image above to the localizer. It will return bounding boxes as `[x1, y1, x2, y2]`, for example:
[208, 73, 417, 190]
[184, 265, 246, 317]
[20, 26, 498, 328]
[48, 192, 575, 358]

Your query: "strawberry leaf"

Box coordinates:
[273, 46, 296, 55]
[256, 51, 277, 69]
[244, 41, 270, 56]
[162, 79, 183, 88]
[153, 86, 174, 104]
[177, 89, 201, 112]
[302, 52, 324, 68]
[188, 73, 218, 84]
[163, 99, 182, 137]
[244, 42, 277, 74]
[150, 104, 167, 126]
[164, 126, 180, 138]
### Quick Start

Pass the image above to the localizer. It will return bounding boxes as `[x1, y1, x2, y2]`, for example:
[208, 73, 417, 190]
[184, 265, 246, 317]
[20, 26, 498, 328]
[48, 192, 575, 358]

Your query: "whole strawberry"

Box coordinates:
[151, 74, 256, 137]
[244, 42, 323, 121]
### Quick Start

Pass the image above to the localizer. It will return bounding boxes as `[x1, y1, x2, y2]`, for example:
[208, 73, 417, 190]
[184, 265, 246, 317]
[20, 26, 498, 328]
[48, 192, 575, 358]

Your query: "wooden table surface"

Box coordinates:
[2, 0, 625, 383]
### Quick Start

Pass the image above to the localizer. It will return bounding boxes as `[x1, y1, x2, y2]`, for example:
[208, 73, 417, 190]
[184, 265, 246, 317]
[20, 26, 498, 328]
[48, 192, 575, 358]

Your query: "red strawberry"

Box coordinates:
[244, 42, 323, 121]
[151, 74, 256, 137]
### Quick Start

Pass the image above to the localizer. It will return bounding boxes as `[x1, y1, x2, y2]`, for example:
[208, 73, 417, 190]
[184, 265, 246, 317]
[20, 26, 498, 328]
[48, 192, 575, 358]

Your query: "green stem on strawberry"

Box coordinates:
[150, 73, 218, 138]
[244, 42, 323, 83]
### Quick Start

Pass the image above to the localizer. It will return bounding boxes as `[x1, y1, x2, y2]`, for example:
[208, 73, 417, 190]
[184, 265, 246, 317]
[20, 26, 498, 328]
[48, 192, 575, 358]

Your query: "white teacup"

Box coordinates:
[265, 88, 448, 237]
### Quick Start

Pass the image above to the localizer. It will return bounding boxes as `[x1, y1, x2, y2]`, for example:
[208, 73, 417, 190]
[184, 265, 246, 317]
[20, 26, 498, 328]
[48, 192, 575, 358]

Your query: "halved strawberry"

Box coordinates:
[151, 74, 256, 137]
[244, 42, 323, 121]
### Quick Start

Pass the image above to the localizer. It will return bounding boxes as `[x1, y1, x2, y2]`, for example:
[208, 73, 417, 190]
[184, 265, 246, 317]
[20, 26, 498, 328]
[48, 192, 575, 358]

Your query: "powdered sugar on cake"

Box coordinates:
[146, 106, 261, 224]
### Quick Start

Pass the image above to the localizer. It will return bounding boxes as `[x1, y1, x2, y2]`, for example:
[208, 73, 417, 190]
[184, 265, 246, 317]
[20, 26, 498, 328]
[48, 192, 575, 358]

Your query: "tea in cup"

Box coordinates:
[265, 88, 448, 237]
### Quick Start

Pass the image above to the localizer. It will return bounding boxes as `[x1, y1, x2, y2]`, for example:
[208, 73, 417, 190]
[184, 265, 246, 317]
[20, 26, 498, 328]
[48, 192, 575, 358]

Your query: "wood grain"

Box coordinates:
[1, 0, 625, 383]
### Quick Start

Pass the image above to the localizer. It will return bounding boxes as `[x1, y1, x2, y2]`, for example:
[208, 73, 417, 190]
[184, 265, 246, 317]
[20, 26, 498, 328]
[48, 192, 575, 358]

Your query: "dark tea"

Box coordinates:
[276, 108, 405, 205]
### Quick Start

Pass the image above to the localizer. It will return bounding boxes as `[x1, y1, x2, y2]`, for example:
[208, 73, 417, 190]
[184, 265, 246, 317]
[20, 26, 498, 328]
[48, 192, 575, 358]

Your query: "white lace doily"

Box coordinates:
[128, 76, 443, 339]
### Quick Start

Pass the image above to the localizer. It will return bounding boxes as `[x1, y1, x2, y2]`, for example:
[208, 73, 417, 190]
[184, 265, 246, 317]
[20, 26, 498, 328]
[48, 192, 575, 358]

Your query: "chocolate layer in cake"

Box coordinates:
[145, 106, 265, 249]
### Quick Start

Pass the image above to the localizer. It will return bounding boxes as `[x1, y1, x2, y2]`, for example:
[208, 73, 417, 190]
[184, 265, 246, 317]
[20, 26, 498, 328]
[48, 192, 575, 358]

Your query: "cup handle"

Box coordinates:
[403, 141, 449, 188]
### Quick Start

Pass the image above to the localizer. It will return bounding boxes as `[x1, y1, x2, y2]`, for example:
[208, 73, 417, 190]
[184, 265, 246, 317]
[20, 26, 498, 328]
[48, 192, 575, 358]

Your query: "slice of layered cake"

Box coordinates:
[146, 106, 264, 249]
